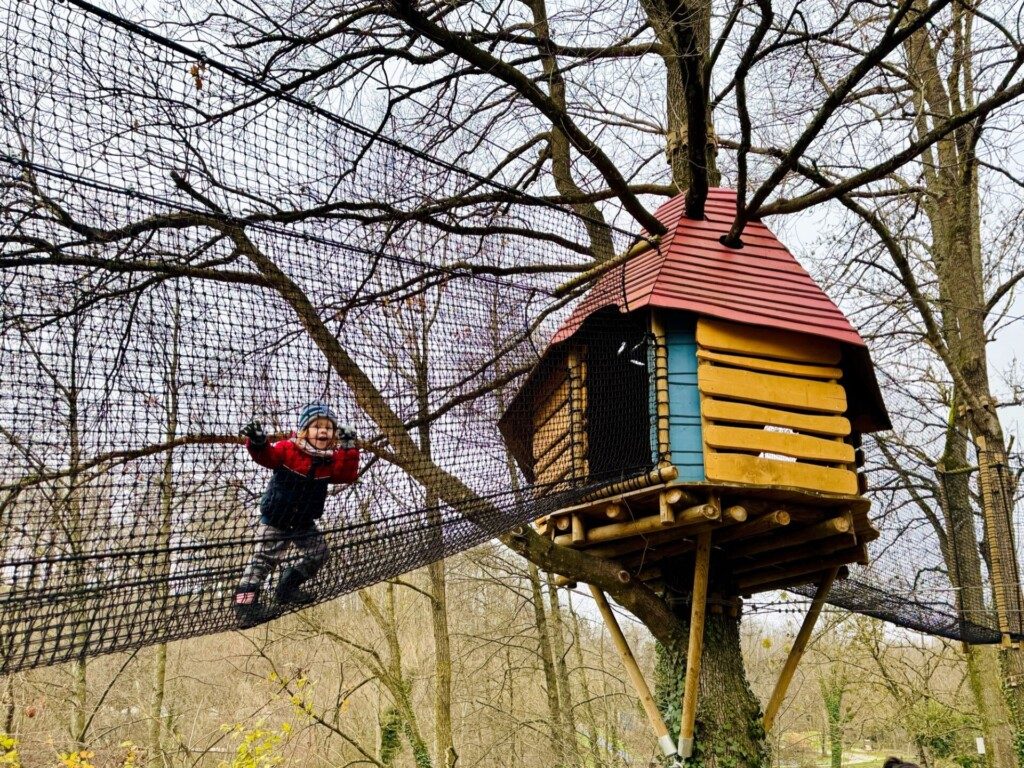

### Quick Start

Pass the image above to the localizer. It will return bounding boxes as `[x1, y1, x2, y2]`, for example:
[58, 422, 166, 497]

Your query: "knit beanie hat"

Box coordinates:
[297, 402, 338, 431]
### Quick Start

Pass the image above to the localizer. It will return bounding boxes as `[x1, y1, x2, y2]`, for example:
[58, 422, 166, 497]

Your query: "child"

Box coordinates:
[234, 403, 359, 628]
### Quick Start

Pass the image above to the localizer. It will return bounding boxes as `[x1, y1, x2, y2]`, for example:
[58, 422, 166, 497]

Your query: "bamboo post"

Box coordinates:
[715, 510, 791, 544]
[678, 530, 712, 758]
[763, 567, 839, 732]
[660, 491, 676, 525]
[553, 502, 719, 547]
[605, 502, 625, 520]
[579, 465, 680, 503]
[723, 505, 748, 523]
[650, 311, 672, 464]
[571, 514, 586, 545]
[588, 585, 679, 758]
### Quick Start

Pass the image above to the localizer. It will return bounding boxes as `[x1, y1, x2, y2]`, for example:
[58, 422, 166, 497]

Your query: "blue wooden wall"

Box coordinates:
[652, 313, 704, 481]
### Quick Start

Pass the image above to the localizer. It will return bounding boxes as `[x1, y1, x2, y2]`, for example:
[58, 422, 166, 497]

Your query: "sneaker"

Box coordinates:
[274, 567, 316, 605]
[233, 589, 264, 629]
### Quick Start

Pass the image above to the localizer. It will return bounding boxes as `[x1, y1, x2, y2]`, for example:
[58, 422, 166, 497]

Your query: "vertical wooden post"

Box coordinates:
[588, 585, 679, 758]
[659, 491, 676, 525]
[678, 530, 712, 758]
[650, 312, 671, 463]
[567, 348, 588, 482]
[571, 514, 586, 545]
[762, 567, 838, 732]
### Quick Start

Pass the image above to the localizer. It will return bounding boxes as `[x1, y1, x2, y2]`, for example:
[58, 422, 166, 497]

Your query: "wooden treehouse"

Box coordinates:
[499, 189, 890, 761]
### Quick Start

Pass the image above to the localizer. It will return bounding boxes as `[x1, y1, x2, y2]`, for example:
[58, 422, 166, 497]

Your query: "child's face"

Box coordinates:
[305, 417, 336, 450]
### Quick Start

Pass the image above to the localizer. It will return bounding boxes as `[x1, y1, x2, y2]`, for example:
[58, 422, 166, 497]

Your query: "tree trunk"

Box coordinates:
[150, 290, 180, 768]
[2, 676, 14, 736]
[149, 643, 168, 768]
[71, 658, 87, 747]
[654, 610, 767, 768]
[524, 0, 614, 262]
[900, 7, 1024, 758]
[820, 673, 846, 768]
[967, 645, 1016, 768]
[939, 404, 1016, 768]
[547, 577, 580, 766]
[569, 598, 604, 768]
[639, 0, 720, 195]
[529, 563, 568, 766]
[427, 559, 455, 768]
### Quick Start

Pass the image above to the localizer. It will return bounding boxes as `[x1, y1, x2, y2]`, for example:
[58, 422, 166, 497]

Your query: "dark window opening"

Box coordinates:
[583, 317, 652, 482]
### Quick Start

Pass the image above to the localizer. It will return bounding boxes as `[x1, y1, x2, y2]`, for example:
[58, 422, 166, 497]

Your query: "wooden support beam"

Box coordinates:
[579, 465, 680, 503]
[554, 503, 720, 547]
[857, 526, 880, 543]
[736, 546, 865, 592]
[763, 568, 839, 732]
[554, 477, 686, 520]
[731, 534, 858, 576]
[622, 539, 698, 571]
[586, 525, 703, 561]
[679, 531, 712, 758]
[665, 488, 688, 506]
[715, 510, 791, 544]
[730, 513, 852, 558]
[605, 502, 625, 520]
[723, 505, 748, 523]
[589, 585, 679, 758]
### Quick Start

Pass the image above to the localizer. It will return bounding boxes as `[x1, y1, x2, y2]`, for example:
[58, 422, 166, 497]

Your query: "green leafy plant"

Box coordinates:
[218, 721, 293, 768]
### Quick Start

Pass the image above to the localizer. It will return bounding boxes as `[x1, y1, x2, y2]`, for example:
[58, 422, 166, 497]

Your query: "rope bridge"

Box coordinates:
[0, 0, 1017, 675]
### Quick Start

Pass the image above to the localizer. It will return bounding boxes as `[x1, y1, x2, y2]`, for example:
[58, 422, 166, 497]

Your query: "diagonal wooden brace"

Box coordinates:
[588, 584, 679, 759]
[762, 567, 839, 732]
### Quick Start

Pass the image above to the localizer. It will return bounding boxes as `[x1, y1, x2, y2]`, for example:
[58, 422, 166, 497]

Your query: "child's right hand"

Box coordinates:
[241, 420, 268, 447]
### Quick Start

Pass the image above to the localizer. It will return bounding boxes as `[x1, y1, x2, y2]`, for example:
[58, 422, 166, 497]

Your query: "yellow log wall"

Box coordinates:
[696, 319, 858, 496]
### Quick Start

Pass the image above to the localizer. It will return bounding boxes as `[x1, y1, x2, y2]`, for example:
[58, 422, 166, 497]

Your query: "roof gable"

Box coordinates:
[553, 188, 865, 347]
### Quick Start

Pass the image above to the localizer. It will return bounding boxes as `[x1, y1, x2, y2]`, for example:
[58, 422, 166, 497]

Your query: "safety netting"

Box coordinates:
[0, 0, 1019, 674]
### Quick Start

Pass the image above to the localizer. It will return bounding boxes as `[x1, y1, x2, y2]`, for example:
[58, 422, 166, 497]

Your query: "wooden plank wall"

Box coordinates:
[662, 315, 704, 481]
[696, 319, 858, 496]
[533, 347, 588, 495]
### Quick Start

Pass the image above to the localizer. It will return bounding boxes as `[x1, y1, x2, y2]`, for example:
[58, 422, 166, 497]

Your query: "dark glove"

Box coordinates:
[241, 420, 267, 448]
[338, 423, 358, 449]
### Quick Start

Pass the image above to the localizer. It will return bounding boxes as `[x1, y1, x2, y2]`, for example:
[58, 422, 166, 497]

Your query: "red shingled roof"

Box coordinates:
[552, 188, 865, 346]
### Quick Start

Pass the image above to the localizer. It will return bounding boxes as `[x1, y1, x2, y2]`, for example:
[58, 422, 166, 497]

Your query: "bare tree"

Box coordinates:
[3, 0, 1024, 764]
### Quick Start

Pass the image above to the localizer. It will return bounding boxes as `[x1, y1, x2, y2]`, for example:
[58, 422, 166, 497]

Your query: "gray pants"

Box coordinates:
[239, 524, 329, 589]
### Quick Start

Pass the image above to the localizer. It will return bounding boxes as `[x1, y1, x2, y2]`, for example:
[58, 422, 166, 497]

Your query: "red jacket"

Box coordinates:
[247, 438, 359, 529]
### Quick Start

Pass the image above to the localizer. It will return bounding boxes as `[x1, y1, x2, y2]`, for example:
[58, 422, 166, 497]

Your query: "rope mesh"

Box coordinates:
[0, 0, 1020, 674]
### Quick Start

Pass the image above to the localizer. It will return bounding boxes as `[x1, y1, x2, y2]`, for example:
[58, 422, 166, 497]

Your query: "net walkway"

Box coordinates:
[0, 0, 1019, 674]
